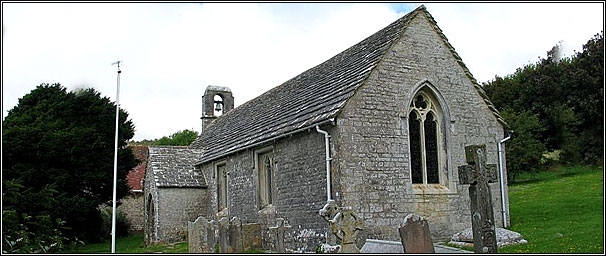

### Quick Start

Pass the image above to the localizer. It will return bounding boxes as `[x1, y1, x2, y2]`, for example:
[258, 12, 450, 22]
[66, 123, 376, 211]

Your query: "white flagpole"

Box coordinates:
[111, 60, 122, 253]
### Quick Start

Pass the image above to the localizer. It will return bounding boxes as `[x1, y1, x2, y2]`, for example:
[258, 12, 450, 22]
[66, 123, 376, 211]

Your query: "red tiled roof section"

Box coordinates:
[127, 145, 149, 192]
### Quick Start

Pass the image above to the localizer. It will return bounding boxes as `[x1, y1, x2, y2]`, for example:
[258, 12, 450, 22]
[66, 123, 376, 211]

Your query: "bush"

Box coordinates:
[2, 210, 74, 253]
[501, 109, 547, 183]
[99, 205, 131, 239]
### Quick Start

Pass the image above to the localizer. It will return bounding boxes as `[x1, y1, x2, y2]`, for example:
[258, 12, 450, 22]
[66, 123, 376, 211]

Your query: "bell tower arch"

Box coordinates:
[201, 85, 234, 134]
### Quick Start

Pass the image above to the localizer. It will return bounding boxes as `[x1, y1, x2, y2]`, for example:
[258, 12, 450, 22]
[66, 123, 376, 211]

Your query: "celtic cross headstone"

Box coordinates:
[269, 218, 291, 253]
[328, 207, 364, 253]
[458, 144, 498, 253]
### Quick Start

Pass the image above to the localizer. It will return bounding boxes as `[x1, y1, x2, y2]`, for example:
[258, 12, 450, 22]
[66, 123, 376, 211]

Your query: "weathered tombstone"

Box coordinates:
[458, 144, 499, 253]
[208, 220, 218, 253]
[188, 216, 214, 253]
[241, 223, 263, 252]
[328, 207, 364, 253]
[217, 217, 230, 253]
[228, 217, 243, 253]
[319, 200, 339, 245]
[269, 218, 291, 253]
[398, 214, 435, 253]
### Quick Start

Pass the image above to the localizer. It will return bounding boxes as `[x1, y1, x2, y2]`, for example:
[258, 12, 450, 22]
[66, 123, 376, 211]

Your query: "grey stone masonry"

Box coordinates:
[117, 193, 144, 234]
[198, 130, 329, 252]
[144, 146, 208, 244]
[190, 5, 509, 253]
[333, 6, 508, 245]
[201, 85, 234, 134]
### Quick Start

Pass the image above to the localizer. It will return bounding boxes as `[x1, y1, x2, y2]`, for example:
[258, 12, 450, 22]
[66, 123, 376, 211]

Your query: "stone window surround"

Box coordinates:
[253, 146, 276, 212]
[409, 90, 444, 185]
[404, 80, 457, 195]
[214, 160, 229, 216]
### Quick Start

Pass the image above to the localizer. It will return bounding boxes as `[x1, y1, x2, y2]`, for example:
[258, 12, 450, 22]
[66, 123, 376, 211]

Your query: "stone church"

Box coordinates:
[145, 5, 511, 252]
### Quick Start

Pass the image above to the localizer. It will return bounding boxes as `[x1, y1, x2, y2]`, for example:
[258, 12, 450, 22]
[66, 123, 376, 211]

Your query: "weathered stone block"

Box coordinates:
[188, 216, 214, 253]
[242, 223, 262, 252]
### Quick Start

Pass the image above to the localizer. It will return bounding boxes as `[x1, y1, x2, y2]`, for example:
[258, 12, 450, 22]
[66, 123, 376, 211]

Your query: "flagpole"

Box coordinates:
[111, 60, 122, 253]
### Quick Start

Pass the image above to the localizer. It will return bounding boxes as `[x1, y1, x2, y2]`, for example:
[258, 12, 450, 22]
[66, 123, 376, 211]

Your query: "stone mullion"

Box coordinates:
[419, 112, 427, 185]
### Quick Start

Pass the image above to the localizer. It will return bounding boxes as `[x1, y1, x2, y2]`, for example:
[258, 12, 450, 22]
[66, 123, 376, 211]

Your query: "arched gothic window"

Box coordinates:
[408, 90, 444, 184]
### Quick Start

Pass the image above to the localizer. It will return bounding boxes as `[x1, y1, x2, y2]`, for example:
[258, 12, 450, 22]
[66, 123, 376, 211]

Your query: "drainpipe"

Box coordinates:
[316, 125, 332, 201]
[498, 131, 512, 228]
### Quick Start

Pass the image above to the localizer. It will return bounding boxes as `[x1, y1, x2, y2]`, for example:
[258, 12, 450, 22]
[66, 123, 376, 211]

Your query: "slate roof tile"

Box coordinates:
[148, 146, 206, 188]
[191, 5, 506, 164]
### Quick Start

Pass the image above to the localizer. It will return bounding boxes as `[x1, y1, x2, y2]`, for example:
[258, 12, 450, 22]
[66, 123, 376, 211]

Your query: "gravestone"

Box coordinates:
[208, 220, 218, 252]
[398, 214, 435, 253]
[269, 218, 291, 253]
[328, 207, 364, 253]
[458, 144, 498, 253]
[360, 239, 403, 253]
[188, 216, 214, 253]
[319, 200, 339, 245]
[228, 217, 243, 253]
[217, 217, 230, 253]
[241, 223, 263, 252]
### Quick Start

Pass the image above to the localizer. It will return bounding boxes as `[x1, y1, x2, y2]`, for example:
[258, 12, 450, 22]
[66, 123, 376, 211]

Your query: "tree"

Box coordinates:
[500, 109, 547, 183]
[132, 129, 199, 146]
[2, 83, 138, 245]
[484, 31, 603, 169]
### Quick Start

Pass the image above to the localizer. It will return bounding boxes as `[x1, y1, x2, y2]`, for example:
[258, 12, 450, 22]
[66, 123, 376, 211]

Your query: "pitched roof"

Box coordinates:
[127, 145, 148, 191]
[147, 146, 206, 188]
[191, 5, 506, 164]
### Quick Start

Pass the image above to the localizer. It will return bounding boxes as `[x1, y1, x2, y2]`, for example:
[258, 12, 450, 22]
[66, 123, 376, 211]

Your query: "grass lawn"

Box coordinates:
[499, 165, 604, 253]
[61, 234, 188, 253]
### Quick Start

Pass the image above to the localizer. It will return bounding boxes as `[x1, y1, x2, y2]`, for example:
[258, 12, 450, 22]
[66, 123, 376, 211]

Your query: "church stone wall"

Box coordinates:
[333, 11, 507, 245]
[155, 188, 208, 243]
[118, 193, 144, 234]
[199, 130, 329, 252]
[143, 163, 158, 245]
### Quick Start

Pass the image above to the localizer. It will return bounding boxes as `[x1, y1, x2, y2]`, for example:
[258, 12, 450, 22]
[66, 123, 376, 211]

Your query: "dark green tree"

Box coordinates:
[152, 129, 199, 146]
[484, 31, 603, 173]
[133, 129, 199, 146]
[500, 109, 547, 183]
[2, 83, 138, 244]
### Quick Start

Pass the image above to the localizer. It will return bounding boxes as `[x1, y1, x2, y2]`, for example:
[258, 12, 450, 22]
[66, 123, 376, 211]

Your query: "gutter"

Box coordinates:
[316, 125, 333, 201]
[195, 118, 336, 166]
[498, 130, 512, 228]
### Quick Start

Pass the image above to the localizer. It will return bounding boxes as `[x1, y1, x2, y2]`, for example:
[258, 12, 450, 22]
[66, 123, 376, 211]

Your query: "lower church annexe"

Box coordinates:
[146, 5, 510, 252]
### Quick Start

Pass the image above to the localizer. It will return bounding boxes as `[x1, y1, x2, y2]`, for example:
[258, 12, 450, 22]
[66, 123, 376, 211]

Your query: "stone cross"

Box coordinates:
[269, 218, 291, 253]
[319, 200, 339, 245]
[328, 207, 364, 253]
[458, 144, 498, 253]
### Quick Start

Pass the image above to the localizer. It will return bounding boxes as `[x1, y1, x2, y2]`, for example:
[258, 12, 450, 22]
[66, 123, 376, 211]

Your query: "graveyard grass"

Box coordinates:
[501, 165, 603, 253]
[61, 234, 188, 253]
[456, 165, 603, 253]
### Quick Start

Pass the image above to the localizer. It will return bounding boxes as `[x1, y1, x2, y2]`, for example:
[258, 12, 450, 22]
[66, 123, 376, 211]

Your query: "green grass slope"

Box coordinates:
[500, 165, 604, 253]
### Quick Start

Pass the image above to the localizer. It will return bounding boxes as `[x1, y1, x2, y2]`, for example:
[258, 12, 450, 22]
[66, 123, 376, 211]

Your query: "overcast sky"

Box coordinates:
[2, 3, 603, 141]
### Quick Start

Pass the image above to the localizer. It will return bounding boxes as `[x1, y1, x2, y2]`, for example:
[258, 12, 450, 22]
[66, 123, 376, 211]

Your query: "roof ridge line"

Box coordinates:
[196, 6, 430, 137]
[420, 7, 509, 128]
[332, 7, 423, 119]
